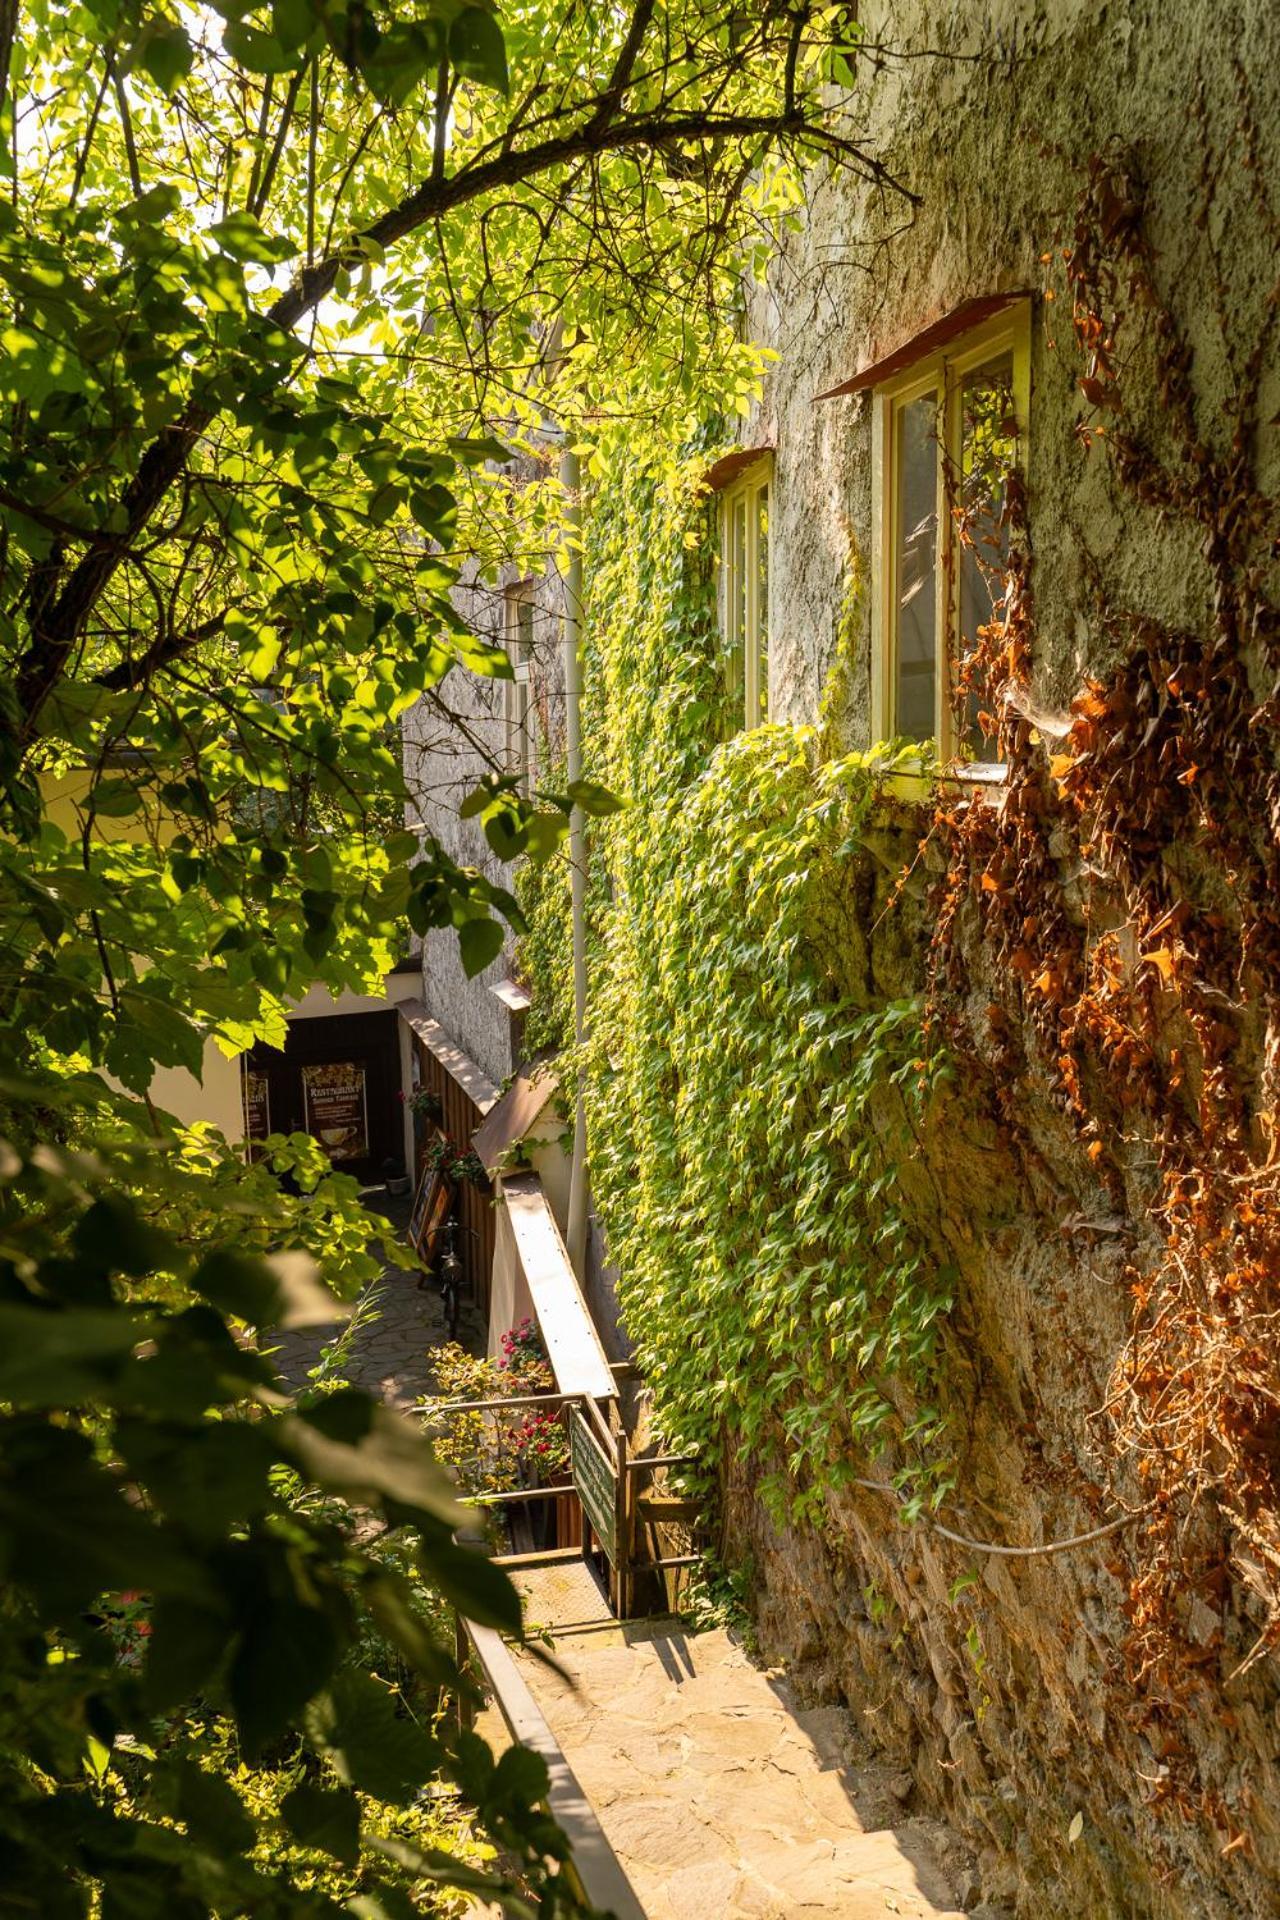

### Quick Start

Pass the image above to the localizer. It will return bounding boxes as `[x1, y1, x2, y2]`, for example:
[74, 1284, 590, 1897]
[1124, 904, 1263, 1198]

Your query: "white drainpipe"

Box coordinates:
[561, 438, 589, 1278]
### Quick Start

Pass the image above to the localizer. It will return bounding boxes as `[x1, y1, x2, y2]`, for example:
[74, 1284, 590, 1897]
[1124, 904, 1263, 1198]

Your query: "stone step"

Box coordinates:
[485, 1604, 967, 1919]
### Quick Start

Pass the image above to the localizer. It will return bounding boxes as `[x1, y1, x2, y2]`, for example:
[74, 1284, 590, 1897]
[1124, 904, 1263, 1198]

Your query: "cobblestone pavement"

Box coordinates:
[271, 1192, 485, 1410]
[506, 1621, 968, 1920]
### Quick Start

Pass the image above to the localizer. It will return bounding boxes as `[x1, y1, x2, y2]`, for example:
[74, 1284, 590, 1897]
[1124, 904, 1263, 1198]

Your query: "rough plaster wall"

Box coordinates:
[744, 0, 1277, 737]
[402, 555, 568, 1087]
[715, 4, 1280, 1916]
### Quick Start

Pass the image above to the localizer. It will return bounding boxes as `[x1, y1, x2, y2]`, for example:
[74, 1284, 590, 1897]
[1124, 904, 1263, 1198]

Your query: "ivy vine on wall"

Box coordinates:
[926, 118, 1280, 1787]
[561, 447, 956, 1524]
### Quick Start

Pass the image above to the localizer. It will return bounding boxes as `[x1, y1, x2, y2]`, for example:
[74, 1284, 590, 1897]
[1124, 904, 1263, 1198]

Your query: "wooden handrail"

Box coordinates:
[460, 1484, 575, 1506]
[624, 1452, 699, 1473]
[460, 1617, 647, 1920]
[425, 1390, 579, 1415]
[581, 1392, 616, 1458]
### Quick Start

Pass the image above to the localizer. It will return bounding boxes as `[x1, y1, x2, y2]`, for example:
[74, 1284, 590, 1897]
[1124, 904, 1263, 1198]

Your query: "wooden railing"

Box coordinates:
[425, 1387, 702, 1620]
[432, 1386, 705, 1915]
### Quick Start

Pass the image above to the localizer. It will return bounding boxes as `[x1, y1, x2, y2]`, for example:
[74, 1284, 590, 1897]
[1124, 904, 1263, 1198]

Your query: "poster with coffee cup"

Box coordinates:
[302, 1060, 368, 1162]
[242, 1067, 270, 1162]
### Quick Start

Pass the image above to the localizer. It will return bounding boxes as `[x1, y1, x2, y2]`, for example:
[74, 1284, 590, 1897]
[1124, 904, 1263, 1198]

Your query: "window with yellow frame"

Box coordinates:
[871, 303, 1030, 767]
[718, 455, 771, 731]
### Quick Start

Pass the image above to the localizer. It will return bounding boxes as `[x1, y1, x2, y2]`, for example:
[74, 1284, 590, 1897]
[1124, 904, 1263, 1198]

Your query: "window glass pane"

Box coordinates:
[516, 597, 535, 663]
[957, 352, 1015, 761]
[894, 391, 938, 743]
[755, 483, 769, 722]
[725, 494, 747, 710]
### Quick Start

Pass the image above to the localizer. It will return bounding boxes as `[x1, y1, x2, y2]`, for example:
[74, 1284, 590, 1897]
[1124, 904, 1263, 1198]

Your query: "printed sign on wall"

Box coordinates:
[242, 1067, 271, 1162]
[569, 1407, 618, 1563]
[302, 1060, 368, 1162]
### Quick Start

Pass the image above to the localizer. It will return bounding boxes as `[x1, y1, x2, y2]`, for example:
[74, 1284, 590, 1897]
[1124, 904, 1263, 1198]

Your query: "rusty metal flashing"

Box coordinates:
[700, 444, 772, 491]
[813, 293, 1031, 401]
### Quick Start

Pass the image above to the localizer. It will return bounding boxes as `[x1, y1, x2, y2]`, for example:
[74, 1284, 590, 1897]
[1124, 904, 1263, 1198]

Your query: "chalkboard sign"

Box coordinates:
[569, 1407, 617, 1563]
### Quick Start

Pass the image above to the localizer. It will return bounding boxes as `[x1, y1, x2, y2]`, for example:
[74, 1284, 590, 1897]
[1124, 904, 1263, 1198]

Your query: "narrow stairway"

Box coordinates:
[481, 1557, 966, 1920]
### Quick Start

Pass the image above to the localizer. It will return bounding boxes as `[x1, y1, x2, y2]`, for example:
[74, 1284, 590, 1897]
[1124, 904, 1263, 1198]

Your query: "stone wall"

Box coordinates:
[402, 552, 569, 1087]
[716, 803, 1280, 1919]
[715, 5, 1280, 1915]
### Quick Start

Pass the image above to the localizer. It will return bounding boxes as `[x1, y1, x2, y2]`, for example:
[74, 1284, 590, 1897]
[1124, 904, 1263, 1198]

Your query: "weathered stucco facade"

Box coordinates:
[702, 5, 1280, 1917]
[747, 0, 1278, 740]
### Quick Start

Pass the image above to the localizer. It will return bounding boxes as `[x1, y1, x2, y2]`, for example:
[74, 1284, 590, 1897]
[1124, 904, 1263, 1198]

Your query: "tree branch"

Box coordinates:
[108, 58, 141, 198]
[587, 0, 654, 133]
[94, 613, 226, 691]
[13, 92, 905, 736]
[0, 0, 18, 138]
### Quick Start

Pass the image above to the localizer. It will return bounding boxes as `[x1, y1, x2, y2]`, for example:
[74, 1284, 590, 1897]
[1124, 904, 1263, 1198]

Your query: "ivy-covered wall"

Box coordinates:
[507, 7, 1280, 1918]
[581, 461, 953, 1524]
[556, 441, 1280, 1920]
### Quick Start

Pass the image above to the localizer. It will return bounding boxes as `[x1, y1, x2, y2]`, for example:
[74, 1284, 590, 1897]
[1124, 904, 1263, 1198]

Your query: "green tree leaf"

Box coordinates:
[458, 915, 504, 977]
[135, 21, 194, 93]
[280, 1781, 360, 1863]
[304, 1673, 440, 1805]
[449, 7, 508, 94]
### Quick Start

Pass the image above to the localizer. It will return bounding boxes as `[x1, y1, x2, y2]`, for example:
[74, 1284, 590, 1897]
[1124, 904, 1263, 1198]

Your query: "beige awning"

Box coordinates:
[500, 1171, 615, 1402]
[472, 1066, 560, 1174]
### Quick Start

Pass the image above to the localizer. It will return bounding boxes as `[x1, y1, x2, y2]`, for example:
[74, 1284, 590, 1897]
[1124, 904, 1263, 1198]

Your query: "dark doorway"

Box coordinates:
[243, 1009, 403, 1183]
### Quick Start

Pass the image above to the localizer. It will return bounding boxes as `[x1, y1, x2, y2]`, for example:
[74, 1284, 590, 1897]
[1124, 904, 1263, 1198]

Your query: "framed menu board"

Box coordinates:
[301, 1060, 368, 1163]
[408, 1162, 434, 1244]
[409, 1165, 453, 1269]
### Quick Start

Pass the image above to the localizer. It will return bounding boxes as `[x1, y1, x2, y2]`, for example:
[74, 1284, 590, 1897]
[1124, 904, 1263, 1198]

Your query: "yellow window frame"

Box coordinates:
[718, 454, 772, 731]
[870, 301, 1030, 770]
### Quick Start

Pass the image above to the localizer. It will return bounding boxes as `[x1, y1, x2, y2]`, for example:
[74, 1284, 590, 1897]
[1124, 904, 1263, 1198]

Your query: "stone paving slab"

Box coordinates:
[504, 1623, 966, 1920]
